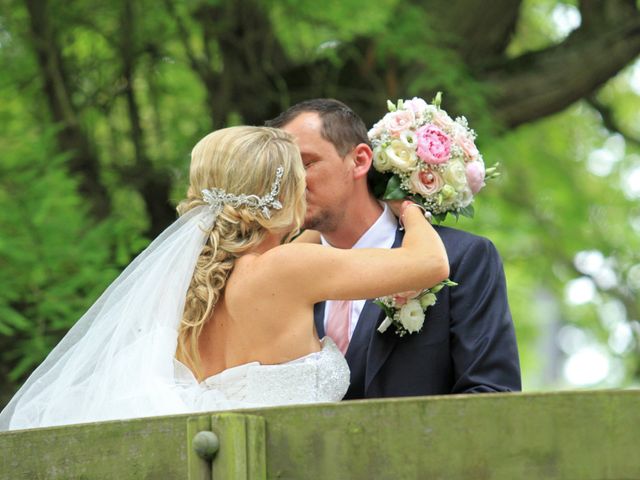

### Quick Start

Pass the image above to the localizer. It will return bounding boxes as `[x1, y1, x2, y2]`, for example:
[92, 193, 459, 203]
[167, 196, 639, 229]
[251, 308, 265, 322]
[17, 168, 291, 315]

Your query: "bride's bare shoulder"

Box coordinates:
[260, 242, 325, 264]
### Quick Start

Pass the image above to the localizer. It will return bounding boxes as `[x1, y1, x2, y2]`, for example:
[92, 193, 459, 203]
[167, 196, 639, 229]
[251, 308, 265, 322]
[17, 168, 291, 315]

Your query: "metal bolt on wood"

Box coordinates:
[192, 431, 219, 461]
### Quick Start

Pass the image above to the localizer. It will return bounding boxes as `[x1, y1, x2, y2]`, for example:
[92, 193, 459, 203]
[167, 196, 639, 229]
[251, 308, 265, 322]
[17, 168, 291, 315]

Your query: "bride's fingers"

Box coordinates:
[384, 200, 405, 217]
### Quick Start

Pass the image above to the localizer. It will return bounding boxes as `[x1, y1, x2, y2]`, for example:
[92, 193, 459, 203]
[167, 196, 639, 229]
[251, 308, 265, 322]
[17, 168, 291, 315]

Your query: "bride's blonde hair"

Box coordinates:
[175, 126, 306, 377]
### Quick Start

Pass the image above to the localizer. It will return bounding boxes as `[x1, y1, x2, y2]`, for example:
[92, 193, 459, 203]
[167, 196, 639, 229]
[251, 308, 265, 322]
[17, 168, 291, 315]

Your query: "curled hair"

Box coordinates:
[175, 126, 306, 378]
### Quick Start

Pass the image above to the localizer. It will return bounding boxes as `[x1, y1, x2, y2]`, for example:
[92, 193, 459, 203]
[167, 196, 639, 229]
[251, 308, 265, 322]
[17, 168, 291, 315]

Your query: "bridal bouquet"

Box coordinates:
[368, 93, 497, 223]
[369, 93, 494, 336]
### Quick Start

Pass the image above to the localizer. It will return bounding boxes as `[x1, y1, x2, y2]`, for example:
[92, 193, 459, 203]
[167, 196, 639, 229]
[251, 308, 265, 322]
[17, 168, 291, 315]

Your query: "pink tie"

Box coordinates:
[326, 300, 351, 354]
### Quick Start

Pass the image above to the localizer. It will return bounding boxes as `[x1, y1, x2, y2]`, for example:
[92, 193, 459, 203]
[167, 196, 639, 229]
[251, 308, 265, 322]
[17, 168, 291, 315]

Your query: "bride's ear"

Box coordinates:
[351, 143, 373, 180]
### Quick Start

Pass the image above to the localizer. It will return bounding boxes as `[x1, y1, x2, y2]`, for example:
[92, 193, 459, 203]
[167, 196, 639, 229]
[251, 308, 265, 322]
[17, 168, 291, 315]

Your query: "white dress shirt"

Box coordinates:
[321, 203, 398, 339]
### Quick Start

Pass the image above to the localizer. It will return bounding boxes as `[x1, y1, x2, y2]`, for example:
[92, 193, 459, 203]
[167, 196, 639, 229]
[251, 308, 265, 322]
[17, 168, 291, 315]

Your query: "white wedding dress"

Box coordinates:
[3, 336, 349, 430]
[173, 337, 350, 412]
[0, 207, 350, 431]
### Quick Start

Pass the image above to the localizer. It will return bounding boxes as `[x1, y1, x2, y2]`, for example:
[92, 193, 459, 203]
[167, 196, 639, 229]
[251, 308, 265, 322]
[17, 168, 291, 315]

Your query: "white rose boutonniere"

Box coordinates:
[375, 280, 457, 337]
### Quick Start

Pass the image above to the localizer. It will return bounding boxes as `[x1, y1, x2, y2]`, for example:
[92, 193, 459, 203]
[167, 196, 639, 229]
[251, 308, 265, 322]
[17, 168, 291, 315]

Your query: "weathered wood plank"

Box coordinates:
[187, 415, 213, 480]
[1, 391, 639, 479]
[210, 413, 266, 480]
[250, 390, 640, 480]
[0, 413, 201, 479]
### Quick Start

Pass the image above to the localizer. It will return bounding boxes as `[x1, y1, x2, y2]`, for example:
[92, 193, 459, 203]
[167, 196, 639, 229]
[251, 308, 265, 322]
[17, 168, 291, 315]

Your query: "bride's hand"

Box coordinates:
[384, 200, 405, 217]
[386, 200, 433, 227]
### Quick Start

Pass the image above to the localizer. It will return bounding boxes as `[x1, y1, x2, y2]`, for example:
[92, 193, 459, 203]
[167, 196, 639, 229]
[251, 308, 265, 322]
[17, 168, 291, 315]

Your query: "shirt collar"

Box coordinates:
[321, 202, 398, 249]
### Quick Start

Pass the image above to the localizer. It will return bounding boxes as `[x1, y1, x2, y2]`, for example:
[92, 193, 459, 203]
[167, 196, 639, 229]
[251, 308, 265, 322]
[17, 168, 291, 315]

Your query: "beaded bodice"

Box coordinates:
[173, 337, 350, 411]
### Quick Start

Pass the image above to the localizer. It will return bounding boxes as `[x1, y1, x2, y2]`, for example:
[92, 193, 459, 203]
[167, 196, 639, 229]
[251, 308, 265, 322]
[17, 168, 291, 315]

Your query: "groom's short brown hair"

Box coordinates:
[266, 98, 371, 157]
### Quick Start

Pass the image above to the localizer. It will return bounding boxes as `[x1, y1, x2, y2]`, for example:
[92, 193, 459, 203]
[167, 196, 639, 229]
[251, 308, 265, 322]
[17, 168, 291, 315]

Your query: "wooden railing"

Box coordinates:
[1, 390, 639, 479]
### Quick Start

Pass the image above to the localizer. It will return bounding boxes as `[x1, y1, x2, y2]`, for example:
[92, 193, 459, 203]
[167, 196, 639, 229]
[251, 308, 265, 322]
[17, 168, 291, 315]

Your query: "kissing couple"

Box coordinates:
[0, 99, 520, 430]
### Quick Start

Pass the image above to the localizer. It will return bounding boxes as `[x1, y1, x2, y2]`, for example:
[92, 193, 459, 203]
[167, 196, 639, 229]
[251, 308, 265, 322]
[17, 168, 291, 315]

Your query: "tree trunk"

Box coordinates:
[23, 0, 111, 219]
[120, 0, 175, 236]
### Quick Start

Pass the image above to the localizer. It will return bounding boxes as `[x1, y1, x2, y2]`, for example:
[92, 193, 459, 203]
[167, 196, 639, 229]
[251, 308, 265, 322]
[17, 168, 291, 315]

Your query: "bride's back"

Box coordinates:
[196, 251, 321, 380]
[175, 126, 310, 381]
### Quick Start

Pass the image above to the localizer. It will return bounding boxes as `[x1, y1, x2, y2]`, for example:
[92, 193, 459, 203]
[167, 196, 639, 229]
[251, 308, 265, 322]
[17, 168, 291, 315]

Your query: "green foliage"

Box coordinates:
[0, 0, 638, 403]
[269, 0, 398, 60]
[0, 127, 147, 384]
[439, 101, 640, 389]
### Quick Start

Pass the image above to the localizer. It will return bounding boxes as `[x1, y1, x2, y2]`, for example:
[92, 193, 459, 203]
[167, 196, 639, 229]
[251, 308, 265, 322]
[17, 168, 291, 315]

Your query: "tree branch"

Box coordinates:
[482, 0, 640, 128]
[586, 96, 640, 149]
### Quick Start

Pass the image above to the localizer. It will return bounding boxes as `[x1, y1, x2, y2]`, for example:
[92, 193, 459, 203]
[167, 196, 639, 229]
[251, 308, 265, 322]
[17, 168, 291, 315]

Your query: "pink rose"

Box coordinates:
[384, 110, 415, 137]
[415, 124, 451, 165]
[409, 168, 443, 197]
[454, 127, 479, 161]
[431, 110, 454, 130]
[465, 161, 485, 194]
[393, 290, 420, 306]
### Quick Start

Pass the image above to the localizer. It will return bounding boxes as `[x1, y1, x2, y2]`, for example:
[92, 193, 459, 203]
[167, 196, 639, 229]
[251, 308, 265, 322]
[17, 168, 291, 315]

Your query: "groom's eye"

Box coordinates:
[302, 154, 320, 169]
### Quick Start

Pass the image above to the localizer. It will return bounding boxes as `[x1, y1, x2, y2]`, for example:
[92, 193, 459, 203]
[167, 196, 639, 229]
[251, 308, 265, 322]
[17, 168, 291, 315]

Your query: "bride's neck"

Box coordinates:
[245, 231, 284, 256]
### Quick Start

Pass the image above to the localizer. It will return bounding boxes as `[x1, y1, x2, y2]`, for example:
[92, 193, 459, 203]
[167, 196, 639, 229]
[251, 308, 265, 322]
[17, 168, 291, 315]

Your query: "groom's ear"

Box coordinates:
[351, 143, 373, 180]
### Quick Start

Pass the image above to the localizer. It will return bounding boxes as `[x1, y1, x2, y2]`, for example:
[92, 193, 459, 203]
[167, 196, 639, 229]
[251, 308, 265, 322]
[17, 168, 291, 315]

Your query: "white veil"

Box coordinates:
[0, 206, 214, 430]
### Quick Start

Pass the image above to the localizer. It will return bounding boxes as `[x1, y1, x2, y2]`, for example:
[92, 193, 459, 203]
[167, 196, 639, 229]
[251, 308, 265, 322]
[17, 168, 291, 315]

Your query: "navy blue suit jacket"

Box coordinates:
[314, 225, 521, 399]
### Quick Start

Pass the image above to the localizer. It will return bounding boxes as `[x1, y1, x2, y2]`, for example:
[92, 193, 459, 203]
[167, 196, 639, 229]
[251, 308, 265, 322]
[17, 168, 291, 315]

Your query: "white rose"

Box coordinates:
[373, 145, 393, 172]
[385, 140, 418, 171]
[442, 159, 467, 191]
[399, 130, 417, 149]
[457, 186, 474, 208]
[398, 299, 425, 333]
[404, 97, 429, 115]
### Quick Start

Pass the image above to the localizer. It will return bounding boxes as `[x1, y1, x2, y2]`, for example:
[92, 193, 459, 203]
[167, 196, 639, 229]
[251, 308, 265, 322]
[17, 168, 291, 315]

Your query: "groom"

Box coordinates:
[267, 99, 521, 398]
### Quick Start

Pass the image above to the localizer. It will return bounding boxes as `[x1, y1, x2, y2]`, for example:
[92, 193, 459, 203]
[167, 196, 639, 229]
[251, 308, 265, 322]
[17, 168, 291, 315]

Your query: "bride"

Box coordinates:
[0, 126, 449, 430]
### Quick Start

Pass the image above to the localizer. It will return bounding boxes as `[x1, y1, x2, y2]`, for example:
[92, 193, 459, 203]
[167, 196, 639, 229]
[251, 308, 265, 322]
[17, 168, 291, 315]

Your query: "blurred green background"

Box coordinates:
[1, 0, 639, 405]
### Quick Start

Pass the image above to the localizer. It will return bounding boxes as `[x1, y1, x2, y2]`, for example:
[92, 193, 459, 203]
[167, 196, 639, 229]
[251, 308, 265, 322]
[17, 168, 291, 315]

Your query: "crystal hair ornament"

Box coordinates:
[201, 166, 284, 220]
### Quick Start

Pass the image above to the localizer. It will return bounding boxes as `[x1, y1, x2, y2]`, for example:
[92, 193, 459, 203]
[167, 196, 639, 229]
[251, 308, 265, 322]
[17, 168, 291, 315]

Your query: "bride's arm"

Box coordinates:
[259, 202, 449, 303]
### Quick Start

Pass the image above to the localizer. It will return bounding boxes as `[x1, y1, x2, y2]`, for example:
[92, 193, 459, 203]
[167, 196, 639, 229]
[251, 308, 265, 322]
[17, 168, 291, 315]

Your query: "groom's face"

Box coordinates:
[282, 112, 353, 232]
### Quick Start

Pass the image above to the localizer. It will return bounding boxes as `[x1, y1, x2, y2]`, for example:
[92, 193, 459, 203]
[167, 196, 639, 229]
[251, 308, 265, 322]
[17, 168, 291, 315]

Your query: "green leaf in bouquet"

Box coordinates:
[459, 204, 475, 218]
[485, 162, 500, 180]
[370, 169, 391, 198]
[432, 91, 443, 108]
[382, 175, 406, 200]
[418, 292, 438, 309]
[373, 299, 395, 319]
[432, 212, 448, 224]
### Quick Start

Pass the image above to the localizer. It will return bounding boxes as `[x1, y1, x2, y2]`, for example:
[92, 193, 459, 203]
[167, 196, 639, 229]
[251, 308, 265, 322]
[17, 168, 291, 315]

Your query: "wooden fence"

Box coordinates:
[1, 390, 639, 479]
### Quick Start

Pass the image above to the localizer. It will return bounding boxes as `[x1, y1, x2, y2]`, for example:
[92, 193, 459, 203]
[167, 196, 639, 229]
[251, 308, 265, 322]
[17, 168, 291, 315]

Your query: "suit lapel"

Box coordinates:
[313, 302, 325, 338]
[345, 299, 379, 365]
[362, 227, 405, 392]
[318, 226, 406, 395]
